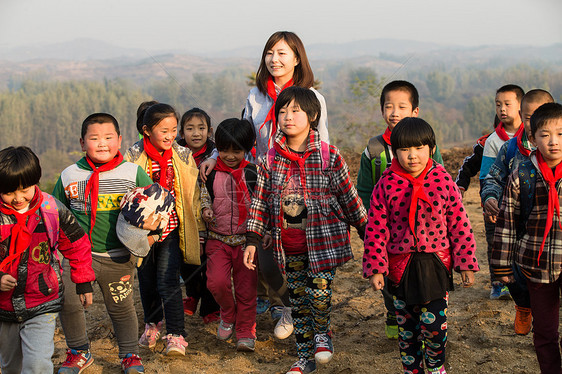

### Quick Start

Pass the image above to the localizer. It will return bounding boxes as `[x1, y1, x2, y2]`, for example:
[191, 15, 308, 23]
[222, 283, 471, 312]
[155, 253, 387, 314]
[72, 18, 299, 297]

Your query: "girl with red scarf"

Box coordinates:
[363, 118, 479, 374]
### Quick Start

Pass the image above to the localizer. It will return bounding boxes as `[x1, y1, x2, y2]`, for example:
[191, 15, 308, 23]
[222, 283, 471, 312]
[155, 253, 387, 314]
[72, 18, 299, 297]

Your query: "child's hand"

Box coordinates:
[243, 245, 257, 270]
[458, 187, 466, 200]
[202, 208, 214, 223]
[79, 292, 93, 308]
[369, 274, 385, 291]
[0, 274, 17, 291]
[141, 211, 163, 231]
[199, 158, 217, 182]
[460, 270, 475, 287]
[483, 198, 499, 217]
[496, 275, 514, 284]
[262, 234, 273, 249]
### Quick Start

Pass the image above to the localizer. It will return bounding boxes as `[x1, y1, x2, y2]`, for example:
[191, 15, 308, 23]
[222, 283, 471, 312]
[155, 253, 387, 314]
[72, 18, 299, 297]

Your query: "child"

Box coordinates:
[492, 102, 562, 373]
[481, 89, 554, 334]
[356, 80, 444, 339]
[53, 113, 152, 373]
[203, 118, 258, 351]
[243, 86, 367, 374]
[0, 146, 95, 374]
[125, 102, 209, 356]
[177, 108, 220, 323]
[363, 118, 479, 374]
[480, 84, 525, 300]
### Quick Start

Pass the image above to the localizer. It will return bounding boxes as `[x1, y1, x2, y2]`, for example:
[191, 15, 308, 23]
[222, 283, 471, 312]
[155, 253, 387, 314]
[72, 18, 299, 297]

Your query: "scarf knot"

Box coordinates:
[495, 121, 523, 142]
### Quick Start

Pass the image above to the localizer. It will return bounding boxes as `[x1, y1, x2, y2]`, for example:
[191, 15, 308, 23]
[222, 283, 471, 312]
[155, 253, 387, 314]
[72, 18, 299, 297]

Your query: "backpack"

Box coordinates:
[266, 141, 331, 172]
[366, 135, 391, 185]
[516, 160, 536, 240]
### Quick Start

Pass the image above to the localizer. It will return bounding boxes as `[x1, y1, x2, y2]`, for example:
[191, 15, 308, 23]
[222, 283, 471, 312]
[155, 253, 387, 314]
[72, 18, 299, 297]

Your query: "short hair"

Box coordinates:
[496, 84, 525, 102]
[214, 118, 255, 153]
[256, 31, 314, 95]
[81, 113, 120, 139]
[275, 86, 321, 130]
[136, 100, 159, 135]
[0, 146, 41, 194]
[390, 117, 436, 156]
[141, 103, 179, 133]
[521, 89, 554, 107]
[180, 108, 212, 135]
[530, 102, 562, 137]
[380, 80, 419, 110]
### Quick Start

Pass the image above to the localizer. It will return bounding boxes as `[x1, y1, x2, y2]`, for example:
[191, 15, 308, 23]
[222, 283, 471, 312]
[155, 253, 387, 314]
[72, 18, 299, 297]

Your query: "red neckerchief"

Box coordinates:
[0, 186, 43, 275]
[389, 158, 433, 246]
[535, 151, 562, 265]
[382, 127, 392, 145]
[495, 122, 524, 141]
[143, 136, 173, 186]
[84, 153, 123, 241]
[214, 157, 250, 226]
[516, 131, 531, 157]
[261, 76, 293, 149]
[274, 140, 314, 197]
[191, 142, 208, 167]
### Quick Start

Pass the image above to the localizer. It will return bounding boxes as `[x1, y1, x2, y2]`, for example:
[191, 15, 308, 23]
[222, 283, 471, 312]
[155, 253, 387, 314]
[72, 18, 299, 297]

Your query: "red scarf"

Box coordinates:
[0, 187, 43, 275]
[274, 142, 313, 197]
[535, 152, 562, 265]
[192, 142, 208, 167]
[143, 136, 173, 187]
[84, 153, 123, 241]
[495, 122, 524, 141]
[261, 76, 293, 149]
[214, 157, 250, 226]
[389, 158, 434, 246]
[516, 131, 531, 157]
[382, 127, 392, 145]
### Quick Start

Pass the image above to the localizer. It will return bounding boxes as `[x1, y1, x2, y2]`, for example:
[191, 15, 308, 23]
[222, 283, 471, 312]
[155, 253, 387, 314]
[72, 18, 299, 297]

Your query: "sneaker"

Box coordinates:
[217, 319, 234, 341]
[313, 333, 333, 364]
[274, 306, 294, 340]
[121, 353, 144, 374]
[58, 349, 94, 374]
[514, 305, 532, 335]
[286, 358, 317, 374]
[256, 297, 271, 315]
[138, 322, 163, 349]
[385, 324, 399, 339]
[163, 334, 188, 356]
[270, 305, 284, 321]
[427, 365, 447, 373]
[236, 338, 256, 352]
[202, 311, 221, 324]
[490, 282, 511, 300]
[183, 296, 199, 316]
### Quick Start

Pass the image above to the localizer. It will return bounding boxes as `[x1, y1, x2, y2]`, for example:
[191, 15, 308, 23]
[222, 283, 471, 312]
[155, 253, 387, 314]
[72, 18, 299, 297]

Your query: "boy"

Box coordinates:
[481, 89, 554, 335]
[479, 84, 525, 300]
[53, 113, 153, 374]
[356, 80, 443, 339]
[0, 146, 94, 374]
[491, 103, 562, 373]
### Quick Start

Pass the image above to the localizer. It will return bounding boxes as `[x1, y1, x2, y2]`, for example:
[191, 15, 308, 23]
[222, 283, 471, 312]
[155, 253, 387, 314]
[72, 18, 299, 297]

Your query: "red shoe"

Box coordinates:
[183, 297, 199, 316]
[202, 311, 220, 324]
[514, 305, 532, 335]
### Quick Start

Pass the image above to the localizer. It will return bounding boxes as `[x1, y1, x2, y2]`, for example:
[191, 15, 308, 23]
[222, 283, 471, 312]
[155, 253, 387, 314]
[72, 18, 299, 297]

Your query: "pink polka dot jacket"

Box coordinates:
[362, 162, 479, 284]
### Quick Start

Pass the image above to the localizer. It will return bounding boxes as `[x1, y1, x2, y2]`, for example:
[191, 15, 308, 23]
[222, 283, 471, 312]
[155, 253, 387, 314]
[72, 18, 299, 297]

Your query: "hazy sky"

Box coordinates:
[1, 0, 560, 53]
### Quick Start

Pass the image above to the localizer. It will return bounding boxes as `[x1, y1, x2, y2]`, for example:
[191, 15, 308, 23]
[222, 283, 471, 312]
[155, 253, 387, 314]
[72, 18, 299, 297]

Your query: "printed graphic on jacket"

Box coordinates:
[282, 171, 307, 230]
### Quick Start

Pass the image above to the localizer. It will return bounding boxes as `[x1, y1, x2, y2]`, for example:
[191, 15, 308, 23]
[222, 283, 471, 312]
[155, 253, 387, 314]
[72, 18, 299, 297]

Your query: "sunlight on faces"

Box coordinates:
[382, 90, 419, 130]
[80, 122, 122, 164]
[521, 101, 545, 140]
[278, 100, 312, 149]
[265, 39, 299, 87]
[395, 145, 431, 178]
[0, 186, 35, 211]
[144, 116, 178, 153]
[530, 119, 562, 168]
[182, 117, 210, 152]
[218, 147, 245, 169]
[495, 91, 520, 128]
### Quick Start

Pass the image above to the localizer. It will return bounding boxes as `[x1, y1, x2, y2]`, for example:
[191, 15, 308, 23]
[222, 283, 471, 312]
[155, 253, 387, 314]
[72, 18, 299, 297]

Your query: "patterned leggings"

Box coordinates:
[394, 293, 448, 373]
[285, 254, 335, 360]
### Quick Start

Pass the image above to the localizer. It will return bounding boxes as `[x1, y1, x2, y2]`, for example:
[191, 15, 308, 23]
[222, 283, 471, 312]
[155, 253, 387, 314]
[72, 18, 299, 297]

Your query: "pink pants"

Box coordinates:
[206, 239, 257, 339]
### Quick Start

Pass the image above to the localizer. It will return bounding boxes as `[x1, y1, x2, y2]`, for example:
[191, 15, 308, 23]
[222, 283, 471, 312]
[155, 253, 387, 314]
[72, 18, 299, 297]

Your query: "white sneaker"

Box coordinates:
[274, 306, 294, 339]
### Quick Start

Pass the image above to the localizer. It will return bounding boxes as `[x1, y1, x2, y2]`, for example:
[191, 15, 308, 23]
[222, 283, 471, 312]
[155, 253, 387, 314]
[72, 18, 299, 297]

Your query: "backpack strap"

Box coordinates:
[367, 134, 390, 184]
[205, 170, 217, 201]
[244, 164, 258, 194]
[40, 193, 60, 250]
[516, 161, 536, 240]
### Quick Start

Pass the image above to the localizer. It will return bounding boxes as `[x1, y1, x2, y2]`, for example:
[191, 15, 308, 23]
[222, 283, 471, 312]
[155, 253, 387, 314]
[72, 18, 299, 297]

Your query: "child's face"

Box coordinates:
[218, 147, 245, 169]
[530, 119, 562, 168]
[182, 117, 210, 152]
[395, 145, 431, 178]
[144, 116, 178, 153]
[520, 101, 544, 140]
[1, 185, 35, 211]
[265, 39, 299, 86]
[80, 122, 122, 163]
[495, 91, 521, 127]
[382, 90, 419, 130]
[278, 99, 312, 143]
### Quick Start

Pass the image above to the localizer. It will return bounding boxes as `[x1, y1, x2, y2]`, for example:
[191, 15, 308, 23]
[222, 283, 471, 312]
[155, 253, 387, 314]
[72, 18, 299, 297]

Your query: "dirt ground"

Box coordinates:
[50, 147, 541, 373]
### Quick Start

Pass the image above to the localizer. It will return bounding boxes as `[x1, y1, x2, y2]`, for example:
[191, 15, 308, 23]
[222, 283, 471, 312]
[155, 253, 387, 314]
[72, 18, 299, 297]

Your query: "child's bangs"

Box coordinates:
[390, 118, 436, 153]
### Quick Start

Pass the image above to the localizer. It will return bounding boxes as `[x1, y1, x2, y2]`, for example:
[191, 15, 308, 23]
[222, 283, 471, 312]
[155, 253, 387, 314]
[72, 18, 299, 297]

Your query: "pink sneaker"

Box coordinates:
[217, 319, 234, 341]
[163, 334, 188, 356]
[138, 322, 163, 349]
[428, 365, 447, 374]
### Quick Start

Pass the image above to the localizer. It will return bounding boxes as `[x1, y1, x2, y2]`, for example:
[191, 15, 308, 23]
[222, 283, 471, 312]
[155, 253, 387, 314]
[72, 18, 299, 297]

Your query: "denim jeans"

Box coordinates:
[138, 229, 186, 336]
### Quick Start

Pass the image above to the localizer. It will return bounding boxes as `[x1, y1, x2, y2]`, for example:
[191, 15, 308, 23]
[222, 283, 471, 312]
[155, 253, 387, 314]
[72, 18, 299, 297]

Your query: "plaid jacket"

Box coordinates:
[492, 155, 562, 283]
[246, 130, 367, 274]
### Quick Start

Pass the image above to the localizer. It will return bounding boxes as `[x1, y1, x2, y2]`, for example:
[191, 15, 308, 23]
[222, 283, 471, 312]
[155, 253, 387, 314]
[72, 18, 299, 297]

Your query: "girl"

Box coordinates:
[363, 118, 479, 374]
[125, 102, 209, 356]
[243, 87, 366, 374]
